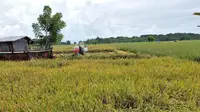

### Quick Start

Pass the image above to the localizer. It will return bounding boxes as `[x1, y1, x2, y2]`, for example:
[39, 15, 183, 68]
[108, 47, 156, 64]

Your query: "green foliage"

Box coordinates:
[37, 5, 52, 36]
[60, 40, 71, 45]
[66, 40, 71, 45]
[147, 36, 155, 42]
[32, 5, 66, 48]
[32, 23, 42, 38]
[84, 33, 200, 44]
[50, 13, 66, 44]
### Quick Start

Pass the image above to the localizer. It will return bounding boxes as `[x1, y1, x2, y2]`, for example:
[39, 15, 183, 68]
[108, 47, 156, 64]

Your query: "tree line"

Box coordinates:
[83, 33, 200, 44]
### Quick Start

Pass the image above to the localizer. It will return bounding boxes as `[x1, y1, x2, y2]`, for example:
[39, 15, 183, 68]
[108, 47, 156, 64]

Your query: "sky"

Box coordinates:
[0, 0, 200, 42]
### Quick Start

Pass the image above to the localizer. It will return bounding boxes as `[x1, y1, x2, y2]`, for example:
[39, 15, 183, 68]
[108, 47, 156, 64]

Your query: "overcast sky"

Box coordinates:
[0, 0, 200, 42]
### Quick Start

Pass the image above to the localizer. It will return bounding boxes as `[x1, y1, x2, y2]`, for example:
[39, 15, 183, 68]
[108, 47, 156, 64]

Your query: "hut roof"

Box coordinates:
[0, 36, 32, 42]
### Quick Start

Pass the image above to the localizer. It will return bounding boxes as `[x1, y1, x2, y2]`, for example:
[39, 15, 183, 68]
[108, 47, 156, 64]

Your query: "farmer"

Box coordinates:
[73, 42, 88, 56]
[79, 43, 84, 55]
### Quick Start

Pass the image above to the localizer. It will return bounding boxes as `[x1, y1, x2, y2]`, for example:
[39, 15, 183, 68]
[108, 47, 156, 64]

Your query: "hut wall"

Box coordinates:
[13, 39, 28, 52]
[0, 43, 10, 52]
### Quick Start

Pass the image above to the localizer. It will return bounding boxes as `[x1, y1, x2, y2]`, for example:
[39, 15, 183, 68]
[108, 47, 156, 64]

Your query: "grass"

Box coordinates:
[53, 45, 73, 52]
[1, 57, 200, 111]
[111, 40, 200, 60]
[1, 41, 200, 111]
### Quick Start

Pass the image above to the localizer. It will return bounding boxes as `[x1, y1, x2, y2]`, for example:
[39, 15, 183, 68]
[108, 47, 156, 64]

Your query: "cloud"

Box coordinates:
[0, 0, 199, 42]
[0, 25, 25, 37]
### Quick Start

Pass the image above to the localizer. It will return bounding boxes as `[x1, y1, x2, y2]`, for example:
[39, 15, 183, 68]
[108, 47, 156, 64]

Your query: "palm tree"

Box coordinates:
[194, 12, 200, 16]
[194, 12, 200, 28]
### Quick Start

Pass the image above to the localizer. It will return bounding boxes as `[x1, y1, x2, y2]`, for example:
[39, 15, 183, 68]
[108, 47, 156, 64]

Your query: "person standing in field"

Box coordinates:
[79, 42, 84, 55]
[73, 42, 88, 56]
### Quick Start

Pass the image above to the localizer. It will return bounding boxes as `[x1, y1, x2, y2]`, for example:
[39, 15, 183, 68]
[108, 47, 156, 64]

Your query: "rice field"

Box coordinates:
[1, 41, 200, 111]
[111, 40, 200, 60]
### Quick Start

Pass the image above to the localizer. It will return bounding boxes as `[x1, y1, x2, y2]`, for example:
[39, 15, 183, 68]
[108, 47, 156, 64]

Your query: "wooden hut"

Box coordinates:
[0, 36, 32, 52]
[0, 36, 53, 61]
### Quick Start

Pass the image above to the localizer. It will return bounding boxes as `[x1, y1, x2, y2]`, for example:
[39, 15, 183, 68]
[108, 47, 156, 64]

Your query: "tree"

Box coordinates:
[93, 41, 98, 45]
[74, 42, 77, 45]
[32, 5, 66, 49]
[84, 33, 200, 44]
[32, 23, 42, 38]
[96, 36, 101, 43]
[66, 40, 71, 45]
[147, 36, 155, 42]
